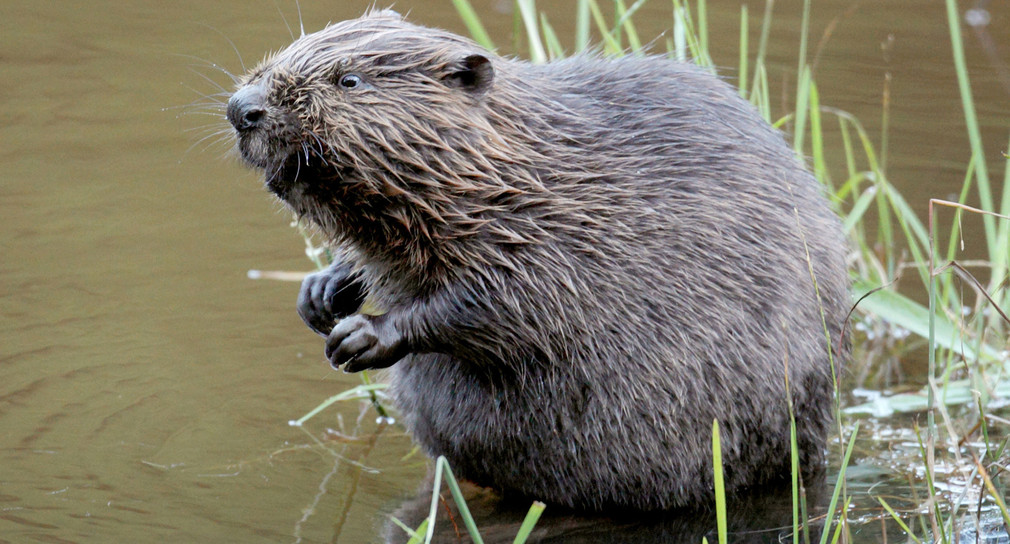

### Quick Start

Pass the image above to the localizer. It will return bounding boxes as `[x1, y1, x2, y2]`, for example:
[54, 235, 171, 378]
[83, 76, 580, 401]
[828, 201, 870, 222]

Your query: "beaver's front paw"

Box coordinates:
[325, 314, 407, 372]
[297, 262, 366, 337]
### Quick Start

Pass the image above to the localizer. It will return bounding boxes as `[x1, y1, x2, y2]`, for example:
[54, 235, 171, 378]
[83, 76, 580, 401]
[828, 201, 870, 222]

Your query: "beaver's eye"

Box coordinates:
[339, 74, 362, 89]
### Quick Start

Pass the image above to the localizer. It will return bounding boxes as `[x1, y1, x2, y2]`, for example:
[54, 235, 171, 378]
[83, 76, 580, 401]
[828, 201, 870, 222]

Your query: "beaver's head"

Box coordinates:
[225, 11, 509, 243]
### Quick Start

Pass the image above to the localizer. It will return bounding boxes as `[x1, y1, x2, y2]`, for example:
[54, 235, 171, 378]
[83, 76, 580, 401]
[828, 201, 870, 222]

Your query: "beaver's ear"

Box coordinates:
[443, 54, 493, 96]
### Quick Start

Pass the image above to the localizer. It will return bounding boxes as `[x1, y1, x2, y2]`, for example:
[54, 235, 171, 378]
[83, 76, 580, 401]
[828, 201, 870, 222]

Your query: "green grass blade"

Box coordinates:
[516, 0, 547, 63]
[438, 457, 486, 544]
[697, 0, 708, 57]
[882, 183, 930, 285]
[752, 63, 770, 121]
[912, 425, 947, 544]
[512, 501, 546, 544]
[669, 0, 713, 68]
[753, 0, 773, 98]
[926, 201, 942, 544]
[586, 0, 622, 54]
[451, 0, 496, 50]
[838, 118, 857, 182]
[875, 173, 896, 278]
[422, 458, 445, 543]
[357, 369, 391, 420]
[712, 419, 728, 544]
[290, 383, 389, 426]
[848, 115, 882, 172]
[880, 73, 891, 174]
[878, 498, 923, 544]
[828, 498, 851, 544]
[841, 182, 877, 234]
[613, 0, 644, 52]
[423, 458, 444, 543]
[575, 0, 591, 52]
[391, 516, 423, 542]
[796, 0, 811, 109]
[738, 4, 748, 97]
[540, 13, 565, 60]
[977, 461, 1010, 534]
[422, 457, 485, 543]
[793, 65, 811, 155]
[992, 132, 1010, 303]
[406, 519, 429, 544]
[790, 418, 801, 544]
[808, 81, 830, 190]
[852, 279, 1005, 361]
[944, 0, 996, 255]
[818, 422, 859, 544]
[943, 161, 976, 265]
[422, 456, 541, 543]
[672, 0, 688, 62]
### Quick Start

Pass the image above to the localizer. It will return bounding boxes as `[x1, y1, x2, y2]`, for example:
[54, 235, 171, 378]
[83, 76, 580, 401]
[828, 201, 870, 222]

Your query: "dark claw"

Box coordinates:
[296, 261, 365, 336]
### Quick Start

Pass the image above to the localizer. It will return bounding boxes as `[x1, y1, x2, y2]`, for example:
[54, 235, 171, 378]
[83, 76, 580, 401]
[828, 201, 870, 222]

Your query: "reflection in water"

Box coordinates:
[383, 470, 826, 543]
[289, 421, 390, 543]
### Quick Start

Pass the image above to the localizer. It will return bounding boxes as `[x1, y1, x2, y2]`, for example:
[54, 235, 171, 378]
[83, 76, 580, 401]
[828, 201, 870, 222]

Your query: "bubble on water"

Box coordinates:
[288, 420, 302, 427]
[964, 8, 990, 27]
[376, 416, 395, 425]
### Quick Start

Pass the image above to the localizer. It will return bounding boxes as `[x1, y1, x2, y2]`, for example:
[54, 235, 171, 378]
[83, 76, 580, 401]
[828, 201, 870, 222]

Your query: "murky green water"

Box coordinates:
[2, 1, 1007, 542]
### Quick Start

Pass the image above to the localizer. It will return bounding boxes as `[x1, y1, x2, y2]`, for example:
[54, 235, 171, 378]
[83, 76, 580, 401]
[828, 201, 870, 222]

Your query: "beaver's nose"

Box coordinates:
[227, 85, 267, 132]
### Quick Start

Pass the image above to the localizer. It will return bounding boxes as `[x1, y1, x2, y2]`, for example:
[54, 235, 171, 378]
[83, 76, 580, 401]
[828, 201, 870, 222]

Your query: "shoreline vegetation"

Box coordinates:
[278, 1, 1009, 542]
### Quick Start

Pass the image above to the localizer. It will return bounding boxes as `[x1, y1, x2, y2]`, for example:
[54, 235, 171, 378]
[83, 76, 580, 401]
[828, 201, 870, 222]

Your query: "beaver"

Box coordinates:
[225, 9, 849, 512]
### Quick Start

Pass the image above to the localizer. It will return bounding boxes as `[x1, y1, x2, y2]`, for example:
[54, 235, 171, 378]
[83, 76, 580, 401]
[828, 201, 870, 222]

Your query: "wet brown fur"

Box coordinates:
[228, 10, 850, 512]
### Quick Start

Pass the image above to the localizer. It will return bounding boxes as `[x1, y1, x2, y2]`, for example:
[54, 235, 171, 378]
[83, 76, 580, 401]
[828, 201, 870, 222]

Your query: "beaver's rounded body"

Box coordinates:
[226, 10, 849, 512]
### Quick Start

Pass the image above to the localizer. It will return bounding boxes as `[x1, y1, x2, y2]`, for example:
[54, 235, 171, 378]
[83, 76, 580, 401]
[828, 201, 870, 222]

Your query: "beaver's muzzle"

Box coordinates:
[227, 85, 267, 133]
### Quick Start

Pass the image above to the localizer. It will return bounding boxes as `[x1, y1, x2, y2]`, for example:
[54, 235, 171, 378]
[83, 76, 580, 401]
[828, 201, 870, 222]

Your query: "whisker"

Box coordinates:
[267, 160, 285, 186]
[184, 127, 234, 156]
[275, 0, 295, 42]
[179, 112, 227, 121]
[181, 127, 231, 149]
[196, 22, 246, 73]
[306, 131, 326, 157]
[183, 123, 230, 137]
[184, 68, 234, 97]
[170, 93, 229, 110]
[296, 0, 306, 37]
[170, 52, 241, 84]
[174, 100, 227, 111]
[164, 102, 224, 115]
